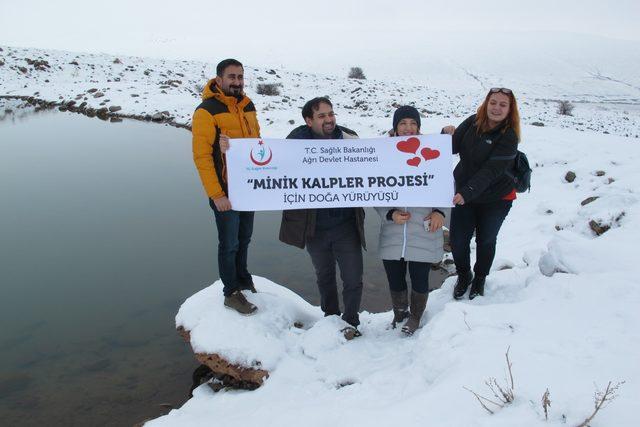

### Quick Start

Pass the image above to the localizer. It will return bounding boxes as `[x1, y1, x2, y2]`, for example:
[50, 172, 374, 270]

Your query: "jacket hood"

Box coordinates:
[201, 79, 220, 101]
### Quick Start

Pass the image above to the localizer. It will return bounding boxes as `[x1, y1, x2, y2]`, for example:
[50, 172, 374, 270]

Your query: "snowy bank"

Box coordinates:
[149, 124, 640, 427]
[175, 277, 321, 388]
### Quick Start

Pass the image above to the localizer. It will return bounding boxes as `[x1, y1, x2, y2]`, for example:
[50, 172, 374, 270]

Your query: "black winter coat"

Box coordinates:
[278, 125, 366, 249]
[453, 114, 518, 203]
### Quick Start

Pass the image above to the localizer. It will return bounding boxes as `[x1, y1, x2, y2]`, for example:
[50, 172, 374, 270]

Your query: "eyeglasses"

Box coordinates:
[490, 87, 513, 95]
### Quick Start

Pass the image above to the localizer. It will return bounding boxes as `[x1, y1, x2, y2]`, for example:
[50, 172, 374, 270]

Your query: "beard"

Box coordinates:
[223, 85, 243, 98]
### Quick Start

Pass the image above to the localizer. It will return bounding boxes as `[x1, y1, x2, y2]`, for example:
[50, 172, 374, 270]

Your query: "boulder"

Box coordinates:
[96, 108, 109, 120]
[177, 326, 268, 389]
[589, 220, 609, 236]
[175, 278, 319, 391]
[580, 196, 599, 206]
[564, 171, 576, 183]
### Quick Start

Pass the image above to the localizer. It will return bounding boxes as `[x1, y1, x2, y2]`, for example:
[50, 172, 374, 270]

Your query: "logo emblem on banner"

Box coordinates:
[250, 140, 273, 166]
[396, 137, 440, 167]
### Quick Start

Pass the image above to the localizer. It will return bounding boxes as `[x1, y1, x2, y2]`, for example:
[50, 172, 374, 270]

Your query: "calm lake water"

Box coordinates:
[0, 111, 446, 426]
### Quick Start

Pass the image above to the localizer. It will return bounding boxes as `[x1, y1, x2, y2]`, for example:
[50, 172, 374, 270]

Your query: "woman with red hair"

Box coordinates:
[450, 88, 521, 300]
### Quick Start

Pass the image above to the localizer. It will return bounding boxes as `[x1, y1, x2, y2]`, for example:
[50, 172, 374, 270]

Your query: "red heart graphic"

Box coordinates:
[421, 147, 440, 161]
[397, 137, 420, 154]
[406, 156, 421, 167]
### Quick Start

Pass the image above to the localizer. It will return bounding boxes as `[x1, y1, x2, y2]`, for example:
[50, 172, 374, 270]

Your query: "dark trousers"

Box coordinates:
[450, 200, 512, 278]
[306, 222, 363, 327]
[383, 259, 430, 294]
[212, 205, 255, 296]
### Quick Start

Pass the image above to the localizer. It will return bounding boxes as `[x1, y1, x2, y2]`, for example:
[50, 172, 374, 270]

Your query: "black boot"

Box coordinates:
[453, 270, 473, 300]
[469, 276, 485, 300]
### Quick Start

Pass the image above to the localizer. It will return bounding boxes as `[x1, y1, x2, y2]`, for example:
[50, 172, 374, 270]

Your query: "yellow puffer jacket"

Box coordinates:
[192, 80, 261, 199]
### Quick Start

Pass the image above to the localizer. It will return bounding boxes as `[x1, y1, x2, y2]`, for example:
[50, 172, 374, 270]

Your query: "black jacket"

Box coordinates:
[278, 125, 366, 249]
[453, 114, 518, 203]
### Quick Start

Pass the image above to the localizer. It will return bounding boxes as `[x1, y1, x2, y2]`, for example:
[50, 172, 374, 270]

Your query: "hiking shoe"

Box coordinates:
[390, 290, 409, 328]
[341, 326, 362, 341]
[468, 276, 486, 300]
[224, 290, 257, 315]
[453, 270, 473, 300]
[402, 291, 428, 336]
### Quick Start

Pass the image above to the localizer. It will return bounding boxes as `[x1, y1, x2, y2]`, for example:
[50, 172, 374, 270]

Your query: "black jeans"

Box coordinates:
[450, 200, 512, 278]
[212, 205, 255, 296]
[382, 259, 430, 294]
[306, 221, 363, 327]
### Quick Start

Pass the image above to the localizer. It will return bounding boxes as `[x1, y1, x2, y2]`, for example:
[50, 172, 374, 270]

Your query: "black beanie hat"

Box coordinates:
[393, 105, 421, 133]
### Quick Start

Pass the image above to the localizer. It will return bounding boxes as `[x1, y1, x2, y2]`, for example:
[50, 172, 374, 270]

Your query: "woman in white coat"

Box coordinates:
[376, 106, 452, 335]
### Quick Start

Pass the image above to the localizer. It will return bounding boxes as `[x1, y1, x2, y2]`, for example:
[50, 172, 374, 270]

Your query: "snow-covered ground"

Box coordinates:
[145, 124, 640, 426]
[1, 45, 639, 138]
[2, 45, 639, 426]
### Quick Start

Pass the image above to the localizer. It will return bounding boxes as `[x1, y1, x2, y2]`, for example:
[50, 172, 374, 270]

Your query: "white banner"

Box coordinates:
[226, 134, 454, 211]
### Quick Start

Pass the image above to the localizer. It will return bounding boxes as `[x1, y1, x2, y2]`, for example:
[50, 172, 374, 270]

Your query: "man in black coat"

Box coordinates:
[279, 97, 365, 340]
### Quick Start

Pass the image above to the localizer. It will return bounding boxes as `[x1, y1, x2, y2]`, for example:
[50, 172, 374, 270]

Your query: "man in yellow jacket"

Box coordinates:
[192, 58, 261, 315]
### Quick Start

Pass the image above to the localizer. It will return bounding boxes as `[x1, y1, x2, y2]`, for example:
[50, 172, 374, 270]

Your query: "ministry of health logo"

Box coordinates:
[250, 140, 273, 166]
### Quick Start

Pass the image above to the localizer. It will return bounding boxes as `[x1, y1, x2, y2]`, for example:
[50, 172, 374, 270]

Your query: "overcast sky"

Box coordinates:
[2, 0, 639, 76]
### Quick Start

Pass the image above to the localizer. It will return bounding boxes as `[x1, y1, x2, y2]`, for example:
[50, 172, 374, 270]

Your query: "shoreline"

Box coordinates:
[0, 95, 192, 130]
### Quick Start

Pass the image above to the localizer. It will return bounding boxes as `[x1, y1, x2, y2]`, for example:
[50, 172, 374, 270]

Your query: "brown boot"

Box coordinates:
[224, 290, 257, 315]
[402, 291, 427, 336]
[390, 290, 409, 328]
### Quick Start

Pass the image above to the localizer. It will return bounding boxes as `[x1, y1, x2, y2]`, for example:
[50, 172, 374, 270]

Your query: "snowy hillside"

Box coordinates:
[1, 45, 639, 139]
